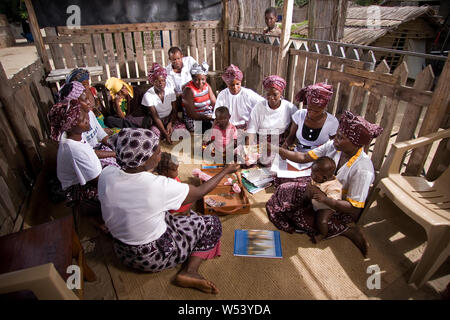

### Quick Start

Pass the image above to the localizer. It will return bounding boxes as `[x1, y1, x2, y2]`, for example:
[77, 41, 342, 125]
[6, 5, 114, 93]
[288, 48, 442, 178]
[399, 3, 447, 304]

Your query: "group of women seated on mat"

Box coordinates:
[47, 46, 383, 294]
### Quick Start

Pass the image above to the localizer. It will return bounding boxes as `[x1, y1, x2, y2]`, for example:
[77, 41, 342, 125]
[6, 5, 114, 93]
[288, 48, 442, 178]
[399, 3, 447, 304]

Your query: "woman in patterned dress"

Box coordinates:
[266, 111, 383, 257]
[98, 128, 240, 294]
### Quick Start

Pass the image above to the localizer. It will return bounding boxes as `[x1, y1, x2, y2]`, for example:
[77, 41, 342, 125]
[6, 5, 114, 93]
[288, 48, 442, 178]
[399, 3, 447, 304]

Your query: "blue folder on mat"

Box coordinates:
[234, 229, 282, 259]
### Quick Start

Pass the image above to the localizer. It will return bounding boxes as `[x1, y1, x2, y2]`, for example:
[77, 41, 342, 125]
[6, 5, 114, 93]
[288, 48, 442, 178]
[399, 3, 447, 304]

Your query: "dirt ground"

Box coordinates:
[0, 41, 38, 78]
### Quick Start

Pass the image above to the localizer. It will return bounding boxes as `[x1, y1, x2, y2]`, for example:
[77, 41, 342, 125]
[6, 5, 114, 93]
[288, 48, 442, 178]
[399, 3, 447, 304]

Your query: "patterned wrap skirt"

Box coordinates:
[66, 180, 99, 205]
[94, 144, 120, 169]
[149, 115, 187, 138]
[266, 177, 354, 239]
[112, 211, 222, 272]
[183, 111, 213, 133]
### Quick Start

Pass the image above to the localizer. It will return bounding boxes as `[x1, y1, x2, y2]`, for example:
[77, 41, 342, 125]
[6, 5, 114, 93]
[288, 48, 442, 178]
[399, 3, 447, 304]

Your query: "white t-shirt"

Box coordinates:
[166, 56, 198, 94]
[292, 109, 339, 151]
[56, 135, 102, 190]
[141, 86, 177, 119]
[83, 111, 108, 148]
[213, 87, 265, 126]
[98, 166, 190, 246]
[247, 99, 297, 135]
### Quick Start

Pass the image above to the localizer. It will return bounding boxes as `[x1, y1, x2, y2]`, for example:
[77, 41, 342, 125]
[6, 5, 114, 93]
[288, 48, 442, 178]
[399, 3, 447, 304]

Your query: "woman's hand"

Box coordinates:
[224, 163, 241, 174]
[104, 128, 114, 136]
[167, 122, 173, 136]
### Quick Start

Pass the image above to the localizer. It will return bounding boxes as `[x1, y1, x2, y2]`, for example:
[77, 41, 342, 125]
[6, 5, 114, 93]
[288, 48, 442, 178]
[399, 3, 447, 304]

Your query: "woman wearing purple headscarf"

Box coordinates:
[98, 128, 240, 294]
[247, 75, 297, 144]
[266, 111, 383, 257]
[283, 82, 339, 152]
[142, 63, 186, 144]
[214, 64, 264, 130]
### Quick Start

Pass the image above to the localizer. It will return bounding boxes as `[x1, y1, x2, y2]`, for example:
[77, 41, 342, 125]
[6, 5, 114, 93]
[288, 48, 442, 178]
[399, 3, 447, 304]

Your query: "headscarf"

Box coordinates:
[222, 64, 243, 85]
[58, 81, 85, 103]
[48, 102, 82, 141]
[105, 77, 134, 99]
[339, 111, 383, 147]
[295, 82, 333, 108]
[190, 62, 209, 75]
[108, 128, 159, 169]
[66, 68, 90, 84]
[148, 63, 167, 84]
[262, 75, 286, 92]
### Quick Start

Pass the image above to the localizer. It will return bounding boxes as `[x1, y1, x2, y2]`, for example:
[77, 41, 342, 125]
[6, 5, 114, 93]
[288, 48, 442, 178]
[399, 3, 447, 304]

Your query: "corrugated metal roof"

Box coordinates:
[291, 5, 437, 44]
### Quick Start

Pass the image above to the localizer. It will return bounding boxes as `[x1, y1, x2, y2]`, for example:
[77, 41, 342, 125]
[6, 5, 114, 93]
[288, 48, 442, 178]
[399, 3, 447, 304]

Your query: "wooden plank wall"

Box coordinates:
[42, 21, 222, 84]
[229, 0, 272, 33]
[229, 32, 446, 174]
[0, 59, 54, 236]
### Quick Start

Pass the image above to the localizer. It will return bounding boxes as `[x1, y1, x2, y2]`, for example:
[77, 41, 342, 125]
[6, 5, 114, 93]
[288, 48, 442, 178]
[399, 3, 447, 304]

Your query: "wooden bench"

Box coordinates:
[45, 66, 104, 83]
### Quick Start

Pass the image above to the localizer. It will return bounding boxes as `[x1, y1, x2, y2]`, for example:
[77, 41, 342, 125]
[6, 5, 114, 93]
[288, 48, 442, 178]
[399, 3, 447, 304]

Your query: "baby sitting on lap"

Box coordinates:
[307, 156, 342, 243]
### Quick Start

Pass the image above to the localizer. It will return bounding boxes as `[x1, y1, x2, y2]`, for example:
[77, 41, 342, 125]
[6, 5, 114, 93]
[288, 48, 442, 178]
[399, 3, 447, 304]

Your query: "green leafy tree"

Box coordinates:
[0, 0, 27, 22]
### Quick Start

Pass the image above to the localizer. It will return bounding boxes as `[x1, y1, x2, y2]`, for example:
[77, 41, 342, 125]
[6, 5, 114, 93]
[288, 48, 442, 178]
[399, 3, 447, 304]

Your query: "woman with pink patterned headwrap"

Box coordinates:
[283, 82, 339, 152]
[246, 75, 297, 158]
[214, 64, 264, 130]
[267, 111, 383, 257]
[48, 100, 102, 206]
[142, 63, 186, 144]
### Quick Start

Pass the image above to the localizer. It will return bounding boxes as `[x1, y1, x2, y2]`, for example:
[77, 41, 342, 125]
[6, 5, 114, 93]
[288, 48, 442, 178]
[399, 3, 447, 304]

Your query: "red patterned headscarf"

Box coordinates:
[222, 64, 243, 85]
[339, 111, 383, 146]
[48, 102, 82, 141]
[295, 82, 333, 108]
[148, 63, 167, 84]
[262, 75, 286, 92]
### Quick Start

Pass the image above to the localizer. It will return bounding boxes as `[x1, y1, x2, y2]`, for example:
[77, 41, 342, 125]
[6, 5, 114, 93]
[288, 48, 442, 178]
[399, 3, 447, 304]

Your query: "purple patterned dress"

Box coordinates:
[266, 177, 353, 238]
[113, 211, 222, 272]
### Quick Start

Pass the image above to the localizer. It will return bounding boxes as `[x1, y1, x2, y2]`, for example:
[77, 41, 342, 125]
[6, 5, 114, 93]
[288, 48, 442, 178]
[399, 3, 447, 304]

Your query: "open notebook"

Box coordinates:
[270, 154, 312, 178]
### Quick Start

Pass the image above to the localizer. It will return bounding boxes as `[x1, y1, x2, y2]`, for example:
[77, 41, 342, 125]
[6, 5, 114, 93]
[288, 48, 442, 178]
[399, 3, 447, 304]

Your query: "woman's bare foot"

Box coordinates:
[342, 226, 368, 258]
[175, 272, 219, 294]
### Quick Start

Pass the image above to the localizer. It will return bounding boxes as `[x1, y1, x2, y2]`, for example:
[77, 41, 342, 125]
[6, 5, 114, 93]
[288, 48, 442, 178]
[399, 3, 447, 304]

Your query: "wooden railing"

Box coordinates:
[229, 31, 448, 175]
[42, 20, 223, 83]
[0, 59, 54, 236]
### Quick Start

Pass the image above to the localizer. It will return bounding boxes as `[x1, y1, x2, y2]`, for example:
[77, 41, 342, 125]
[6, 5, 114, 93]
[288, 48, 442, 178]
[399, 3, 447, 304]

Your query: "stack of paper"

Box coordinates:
[270, 154, 312, 178]
[241, 168, 274, 194]
[242, 167, 273, 187]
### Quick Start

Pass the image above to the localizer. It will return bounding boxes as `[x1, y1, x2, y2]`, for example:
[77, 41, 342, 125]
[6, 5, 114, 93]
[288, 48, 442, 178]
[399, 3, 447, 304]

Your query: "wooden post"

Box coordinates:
[24, 0, 51, 73]
[405, 55, 450, 176]
[276, 0, 294, 78]
[222, 0, 230, 68]
[308, 0, 348, 41]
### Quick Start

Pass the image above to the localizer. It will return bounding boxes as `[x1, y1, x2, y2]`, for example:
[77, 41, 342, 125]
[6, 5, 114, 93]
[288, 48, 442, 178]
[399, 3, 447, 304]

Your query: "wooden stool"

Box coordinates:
[0, 215, 95, 299]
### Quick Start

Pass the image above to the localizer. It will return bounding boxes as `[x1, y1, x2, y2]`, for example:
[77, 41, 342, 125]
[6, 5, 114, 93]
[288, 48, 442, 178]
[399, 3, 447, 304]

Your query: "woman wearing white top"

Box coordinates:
[214, 64, 265, 130]
[98, 128, 240, 294]
[267, 111, 383, 257]
[247, 75, 297, 146]
[142, 63, 186, 144]
[48, 95, 102, 204]
[283, 83, 339, 152]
